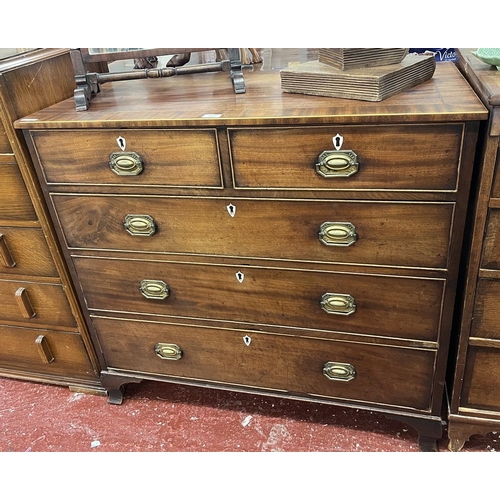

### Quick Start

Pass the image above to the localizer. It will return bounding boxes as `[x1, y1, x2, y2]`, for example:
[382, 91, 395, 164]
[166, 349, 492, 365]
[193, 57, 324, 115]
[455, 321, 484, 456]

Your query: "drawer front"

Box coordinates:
[481, 209, 500, 269]
[0, 160, 37, 221]
[0, 324, 95, 378]
[461, 346, 500, 412]
[30, 129, 222, 187]
[54, 195, 454, 270]
[229, 124, 463, 191]
[74, 256, 445, 342]
[0, 279, 76, 328]
[469, 278, 500, 339]
[488, 150, 500, 199]
[0, 227, 58, 277]
[94, 316, 436, 411]
[0, 121, 12, 153]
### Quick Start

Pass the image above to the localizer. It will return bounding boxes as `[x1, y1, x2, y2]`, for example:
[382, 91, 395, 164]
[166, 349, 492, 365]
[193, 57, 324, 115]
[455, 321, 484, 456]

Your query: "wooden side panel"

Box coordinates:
[0, 120, 12, 152]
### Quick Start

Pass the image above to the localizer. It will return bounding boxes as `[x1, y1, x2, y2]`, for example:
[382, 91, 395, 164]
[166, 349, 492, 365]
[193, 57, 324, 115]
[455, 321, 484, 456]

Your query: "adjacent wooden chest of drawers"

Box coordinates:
[448, 49, 500, 451]
[17, 49, 487, 450]
[0, 49, 101, 392]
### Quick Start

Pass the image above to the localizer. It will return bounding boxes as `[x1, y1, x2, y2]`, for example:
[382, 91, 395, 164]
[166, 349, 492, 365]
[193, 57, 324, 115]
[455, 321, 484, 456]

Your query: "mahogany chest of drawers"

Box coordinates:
[0, 49, 101, 392]
[448, 49, 500, 451]
[16, 49, 487, 450]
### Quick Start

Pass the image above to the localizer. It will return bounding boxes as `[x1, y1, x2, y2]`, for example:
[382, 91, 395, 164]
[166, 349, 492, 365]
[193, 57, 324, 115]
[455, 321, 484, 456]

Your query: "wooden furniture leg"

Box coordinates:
[100, 371, 143, 405]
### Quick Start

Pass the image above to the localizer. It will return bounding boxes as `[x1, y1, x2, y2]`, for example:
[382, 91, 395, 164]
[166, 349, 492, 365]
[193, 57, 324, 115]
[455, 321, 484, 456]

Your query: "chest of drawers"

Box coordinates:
[448, 49, 500, 451]
[16, 49, 487, 450]
[0, 49, 101, 392]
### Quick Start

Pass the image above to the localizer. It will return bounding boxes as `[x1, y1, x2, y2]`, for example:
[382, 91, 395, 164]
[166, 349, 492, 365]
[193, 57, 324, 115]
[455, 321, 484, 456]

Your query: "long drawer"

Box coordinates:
[0, 279, 77, 328]
[0, 324, 95, 378]
[29, 129, 223, 187]
[469, 278, 500, 339]
[460, 345, 500, 412]
[0, 227, 58, 277]
[74, 255, 445, 342]
[53, 195, 454, 270]
[0, 159, 37, 221]
[93, 316, 436, 411]
[228, 124, 463, 191]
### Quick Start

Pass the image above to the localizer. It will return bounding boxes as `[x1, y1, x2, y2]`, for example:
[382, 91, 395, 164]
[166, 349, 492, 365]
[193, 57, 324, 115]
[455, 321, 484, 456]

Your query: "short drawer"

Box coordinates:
[29, 129, 222, 187]
[94, 316, 436, 411]
[229, 124, 463, 191]
[460, 345, 500, 412]
[0, 279, 76, 328]
[0, 159, 37, 221]
[469, 278, 500, 339]
[53, 195, 454, 270]
[0, 324, 95, 378]
[0, 227, 58, 277]
[74, 256, 445, 342]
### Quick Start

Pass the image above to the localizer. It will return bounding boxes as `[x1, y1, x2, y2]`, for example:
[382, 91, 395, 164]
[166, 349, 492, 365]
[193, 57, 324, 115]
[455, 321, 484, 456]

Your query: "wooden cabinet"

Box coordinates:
[16, 49, 487, 450]
[0, 49, 101, 392]
[448, 49, 500, 451]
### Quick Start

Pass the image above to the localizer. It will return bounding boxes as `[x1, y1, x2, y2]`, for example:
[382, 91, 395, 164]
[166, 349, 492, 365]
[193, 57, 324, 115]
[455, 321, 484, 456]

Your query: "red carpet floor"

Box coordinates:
[1, 376, 499, 452]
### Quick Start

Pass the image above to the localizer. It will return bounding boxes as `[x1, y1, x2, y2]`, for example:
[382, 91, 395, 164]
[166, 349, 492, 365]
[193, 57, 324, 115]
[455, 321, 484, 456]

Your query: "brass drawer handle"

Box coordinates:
[109, 151, 144, 176]
[316, 150, 359, 178]
[323, 362, 356, 382]
[319, 222, 358, 247]
[124, 214, 156, 236]
[0, 233, 16, 268]
[140, 279, 170, 300]
[35, 335, 54, 364]
[154, 343, 183, 360]
[321, 293, 356, 316]
[15, 287, 36, 318]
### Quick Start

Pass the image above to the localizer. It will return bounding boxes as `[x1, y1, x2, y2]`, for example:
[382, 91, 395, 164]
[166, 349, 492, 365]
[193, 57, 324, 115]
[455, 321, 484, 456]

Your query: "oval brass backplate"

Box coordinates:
[124, 214, 156, 236]
[154, 343, 183, 360]
[319, 222, 358, 247]
[323, 361, 356, 382]
[139, 279, 170, 300]
[321, 293, 356, 316]
[316, 150, 359, 178]
[109, 151, 144, 176]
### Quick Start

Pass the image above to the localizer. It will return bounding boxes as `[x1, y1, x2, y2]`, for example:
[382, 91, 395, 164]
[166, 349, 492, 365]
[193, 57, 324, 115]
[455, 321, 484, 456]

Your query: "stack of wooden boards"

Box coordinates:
[280, 48, 436, 101]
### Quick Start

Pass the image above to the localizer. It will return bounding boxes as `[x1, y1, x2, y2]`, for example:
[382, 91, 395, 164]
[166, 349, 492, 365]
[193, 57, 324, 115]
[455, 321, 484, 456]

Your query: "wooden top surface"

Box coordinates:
[15, 49, 488, 129]
[456, 49, 500, 108]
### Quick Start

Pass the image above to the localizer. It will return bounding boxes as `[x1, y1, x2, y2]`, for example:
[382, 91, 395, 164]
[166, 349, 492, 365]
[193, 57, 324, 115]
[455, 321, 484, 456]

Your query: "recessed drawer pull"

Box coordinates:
[321, 293, 356, 316]
[109, 151, 144, 176]
[35, 335, 54, 364]
[316, 150, 359, 178]
[323, 362, 356, 382]
[154, 343, 183, 360]
[0, 233, 16, 268]
[319, 222, 358, 247]
[139, 279, 170, 300]
[15, 287, 36, 318]
[124, 214, 156, 236]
